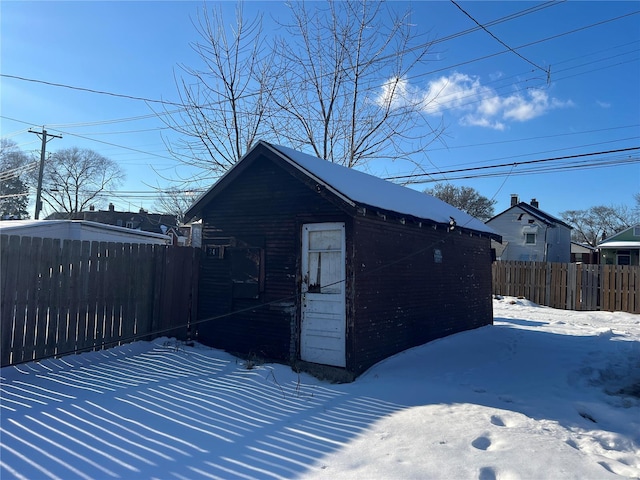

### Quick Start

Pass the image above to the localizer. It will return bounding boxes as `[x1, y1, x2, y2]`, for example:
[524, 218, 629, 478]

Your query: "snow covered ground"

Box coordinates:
[1, 297, 639, 480]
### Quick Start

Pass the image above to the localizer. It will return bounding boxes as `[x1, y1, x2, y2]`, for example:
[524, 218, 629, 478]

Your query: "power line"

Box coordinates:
[427, 124, 640, 154]
[386, 146, 640, 184]
[48, 128, 178, 163]
[0, 74, 184, 107]
[0, 161, 39, 180]
[431, 156, 639, 182]
[1, 8, 637, 177]
[5, 4, 629, 122]
[450, 0, 550, 80]
[2, 10, 636, 138]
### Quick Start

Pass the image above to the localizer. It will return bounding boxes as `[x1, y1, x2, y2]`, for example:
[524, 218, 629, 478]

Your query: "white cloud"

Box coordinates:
[377, 72, 573, 130]
[596, 100, 611, 108]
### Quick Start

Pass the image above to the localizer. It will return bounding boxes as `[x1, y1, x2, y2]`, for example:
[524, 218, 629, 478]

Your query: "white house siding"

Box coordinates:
[487, 208, 571, 263]
[545, 223, 572, 263]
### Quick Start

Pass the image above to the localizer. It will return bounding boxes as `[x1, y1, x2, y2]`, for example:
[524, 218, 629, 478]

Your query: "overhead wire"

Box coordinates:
[0, 7, 634, 137]
[429, 157, 639, 182]
[386, 146, 640, 184]
[450, 0, 549, 78]
[1, 5, 637, 187]
[0, 161, 39, 180]
[4, 3, 631, 127]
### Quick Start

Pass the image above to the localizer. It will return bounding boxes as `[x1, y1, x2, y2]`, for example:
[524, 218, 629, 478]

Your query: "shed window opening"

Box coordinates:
[230, 247, 264, 298]
[308, 230, 342, 294]
[525, 233, 536, 244]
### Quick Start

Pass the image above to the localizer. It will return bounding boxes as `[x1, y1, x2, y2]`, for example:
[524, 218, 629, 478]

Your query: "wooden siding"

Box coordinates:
[350, 216, 493, 375]
[196, 153, 349, 361]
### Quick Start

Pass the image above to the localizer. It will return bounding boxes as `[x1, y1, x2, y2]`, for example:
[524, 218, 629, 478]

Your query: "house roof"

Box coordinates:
[185, 141, 497, 236]
[487, 202, 572, 229]
[597, 224, 640, 246]
[597, 241, 640, 249]
[46, 209, 177, 234]
[0, 219, 170, 243]
[571, 241, 597, 252]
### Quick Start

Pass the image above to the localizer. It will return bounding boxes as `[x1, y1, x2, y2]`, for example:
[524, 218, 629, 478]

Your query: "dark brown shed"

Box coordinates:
[184, 141, 500, 379]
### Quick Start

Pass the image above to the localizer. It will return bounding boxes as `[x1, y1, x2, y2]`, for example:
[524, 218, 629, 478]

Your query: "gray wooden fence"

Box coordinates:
[492, 261, 639, 313]
[1, 235, 200, 367]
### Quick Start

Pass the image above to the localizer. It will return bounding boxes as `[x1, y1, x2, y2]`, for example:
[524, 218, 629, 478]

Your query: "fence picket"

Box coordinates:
[23, 236, 42, 362]
[34, 237, 51, 361]
[1, 236, 21, 365]
[42, 238, 60, 358]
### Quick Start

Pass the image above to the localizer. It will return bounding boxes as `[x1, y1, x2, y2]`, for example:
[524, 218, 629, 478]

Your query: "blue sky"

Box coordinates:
[1, 1, 639, 218]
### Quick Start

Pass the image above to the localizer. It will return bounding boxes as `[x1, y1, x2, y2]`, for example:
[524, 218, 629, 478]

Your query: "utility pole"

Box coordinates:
[29, 127, 62, 219]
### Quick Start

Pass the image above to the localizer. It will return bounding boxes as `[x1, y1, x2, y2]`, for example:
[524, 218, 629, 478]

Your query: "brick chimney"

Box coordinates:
[530, 198, 539, 208]
[510, 194, 519, 207]
[108, 203, 115, 212]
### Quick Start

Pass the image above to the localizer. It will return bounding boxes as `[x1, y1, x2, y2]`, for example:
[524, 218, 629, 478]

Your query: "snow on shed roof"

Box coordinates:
[186, 141, 496, 236]
[267, 142, 494, 235]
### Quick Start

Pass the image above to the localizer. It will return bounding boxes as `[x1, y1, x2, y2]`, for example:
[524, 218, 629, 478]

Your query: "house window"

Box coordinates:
[116, 219, 123, 227]
[525, 233, 536, 244]
[126, 221, 134, 229]
[634, 227, 640, 237]
[617, 250, 631, 266]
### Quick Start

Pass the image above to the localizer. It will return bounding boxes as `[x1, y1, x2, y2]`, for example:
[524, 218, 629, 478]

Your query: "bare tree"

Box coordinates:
[165, 0, 443, 179]
[39, 147, 124, 215]
[271, 0, 442, 167]
[161, 3, 275, 179]
[425, 183, 496, 221]
[561, 205, 637, 247]
[154, 187, 200, 224]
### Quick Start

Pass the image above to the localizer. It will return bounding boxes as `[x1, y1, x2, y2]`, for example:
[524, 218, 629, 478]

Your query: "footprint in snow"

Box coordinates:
[472, 436, 492, 451]
[490, 415, 505, 427]
[478, 466, 497, 480]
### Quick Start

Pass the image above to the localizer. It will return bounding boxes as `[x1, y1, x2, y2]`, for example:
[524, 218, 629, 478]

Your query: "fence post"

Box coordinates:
[567, 262, 577, 310]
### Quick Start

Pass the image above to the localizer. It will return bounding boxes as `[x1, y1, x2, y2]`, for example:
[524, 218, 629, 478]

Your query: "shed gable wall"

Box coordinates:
[196, 154, 349, 361]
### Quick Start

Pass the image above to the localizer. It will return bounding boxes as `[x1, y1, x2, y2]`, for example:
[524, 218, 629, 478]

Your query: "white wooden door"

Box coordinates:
[300, 223, 346, 367]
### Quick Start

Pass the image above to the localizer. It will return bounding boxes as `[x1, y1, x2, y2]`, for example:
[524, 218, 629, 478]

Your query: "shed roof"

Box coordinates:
[186, 141, 496, 236]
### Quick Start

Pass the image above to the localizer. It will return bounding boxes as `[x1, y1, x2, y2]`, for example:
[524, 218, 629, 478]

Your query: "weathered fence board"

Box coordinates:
[493, 261, 639, 314]
[1, 235, 200, 367]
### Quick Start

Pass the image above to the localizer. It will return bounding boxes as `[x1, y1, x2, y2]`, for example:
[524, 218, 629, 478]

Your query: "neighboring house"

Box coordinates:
[177, 221, 203, 248]
[184, 140, 500, 379]
[598, 224, 640, 266]
[46, 204, 177, 235]
[486, 195, 572, 263]
[0, 219, 171, 244]
[571, 242, 599, 264]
